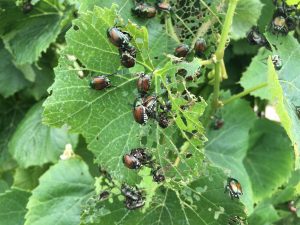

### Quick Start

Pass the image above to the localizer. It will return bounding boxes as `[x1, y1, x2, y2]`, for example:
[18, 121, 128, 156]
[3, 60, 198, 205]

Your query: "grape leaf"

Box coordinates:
[0, 0, 74, 64]
[205, 99, 257, 211]
[25, 158, 94, 225]
[0, 188, 31, 225]
[80, 0, 135, 21]
[43, 5, 156, 183]
[9, 101, 78, 168]
[240, 48, 271, 100]
[266, 34, 300, 154]
[206, 99, 294, 209]
[240, 34, 300, 154]
[13, 166, 48, 191]
[248, 202, 280, 225]
[243, 119, 294, 202]
[0, 40, 29, 98]
[81, 166, 246, 225]
[0, 96, 32, 172]
[231, 0, 264, 40]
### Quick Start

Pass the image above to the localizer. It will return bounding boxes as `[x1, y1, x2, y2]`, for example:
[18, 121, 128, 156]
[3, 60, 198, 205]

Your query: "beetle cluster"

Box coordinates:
[174, 37, 207, 59]
[107, 27, 137, 68]
[121, 184, 145, 210]
[131, 0, 172, 19]
[123, 148, 152, 169]
[224, 177, 243, 199]
[133, 72, 171, 128]
[270, 0, 299, 35]
[123, 148, 165, 183]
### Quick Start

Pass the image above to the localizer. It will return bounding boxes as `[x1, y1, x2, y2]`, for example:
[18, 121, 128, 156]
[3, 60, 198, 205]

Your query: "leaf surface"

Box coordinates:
[25, 158, 94, 225]
[9, 101, 78, 168]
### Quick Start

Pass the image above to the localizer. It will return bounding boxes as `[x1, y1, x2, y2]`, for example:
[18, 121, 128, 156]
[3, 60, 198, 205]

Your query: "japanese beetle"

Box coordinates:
[158, 113, 169, 128]
[121, 184, 145, 210]
[132, 3, 157, 18]
[133, 98, 148, 125]
[194, 38, 207, 57]
[123, 154, 141, 169]
[271, 55, 283, 70]
[156, 1, 172, 12]
[120, 52, 136, 68]
[271, 15, 289, 35]
[174, 44, 190, 58]
[246, 27, 268, 47]
[294, 105, 300, 119]
[142, 95, 157, 117]
[130, 148, 152, 165]
[119, 45, 136, 68]
[125, 197, 145, 210]
[225, 178, 243, 199]
[23, 1, 33, 13]
[89, 76, 111, 90]
[152, 168, 165, 183]
[213, 118, 224, 130]
[121, 184, 142, 200]
[107, 27, 131, 48]
[99, 191, 110, 200]
[137, 73, 151, 93]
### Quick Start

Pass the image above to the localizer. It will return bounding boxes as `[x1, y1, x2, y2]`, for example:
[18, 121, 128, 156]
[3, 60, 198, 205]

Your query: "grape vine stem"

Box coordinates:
[212, 0, 239, 111]
[222, 83, 268, 105]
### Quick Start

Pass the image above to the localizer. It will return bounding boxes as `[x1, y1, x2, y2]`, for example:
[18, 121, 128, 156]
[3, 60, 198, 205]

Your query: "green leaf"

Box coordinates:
[244, 119, 294, 202]
[13, 166, 48, 191]
[148, 22, 178, 67]
[0, 179, 9, 193]
[81, 167, 246, 225]
[0, 0, 74, 64]
[0, 40, 29, 98]
[0, 188, 31, 225]
[43, 54, 142, 182]
[25, 158, 94, 225]
[271, 170, 300, 205]
[0, 96, 31, 172]
[240, 48, 271, 100]
[266, 34, 300, 155]
[43, 5, 155, 183]
[248, 202, 280, 225]
[257, 0, 276, 31]
[79, 0, 135, 22]
[286, 0, 300, 5]
[205, 99, 257, 211]
[206, 98, 294, 209]
[9, 101, 78, 168]
[231, 0, 264, 40]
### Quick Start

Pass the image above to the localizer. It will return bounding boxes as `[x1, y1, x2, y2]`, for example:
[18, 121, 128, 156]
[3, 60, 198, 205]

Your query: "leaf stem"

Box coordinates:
[215, 0, 238, 61]
[136, 60, 154, 72]
[222, 83, 268, 105]
[212, 0, 239, 111]
[165, 15, 181, 44]
[173, 142, 190, 167]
